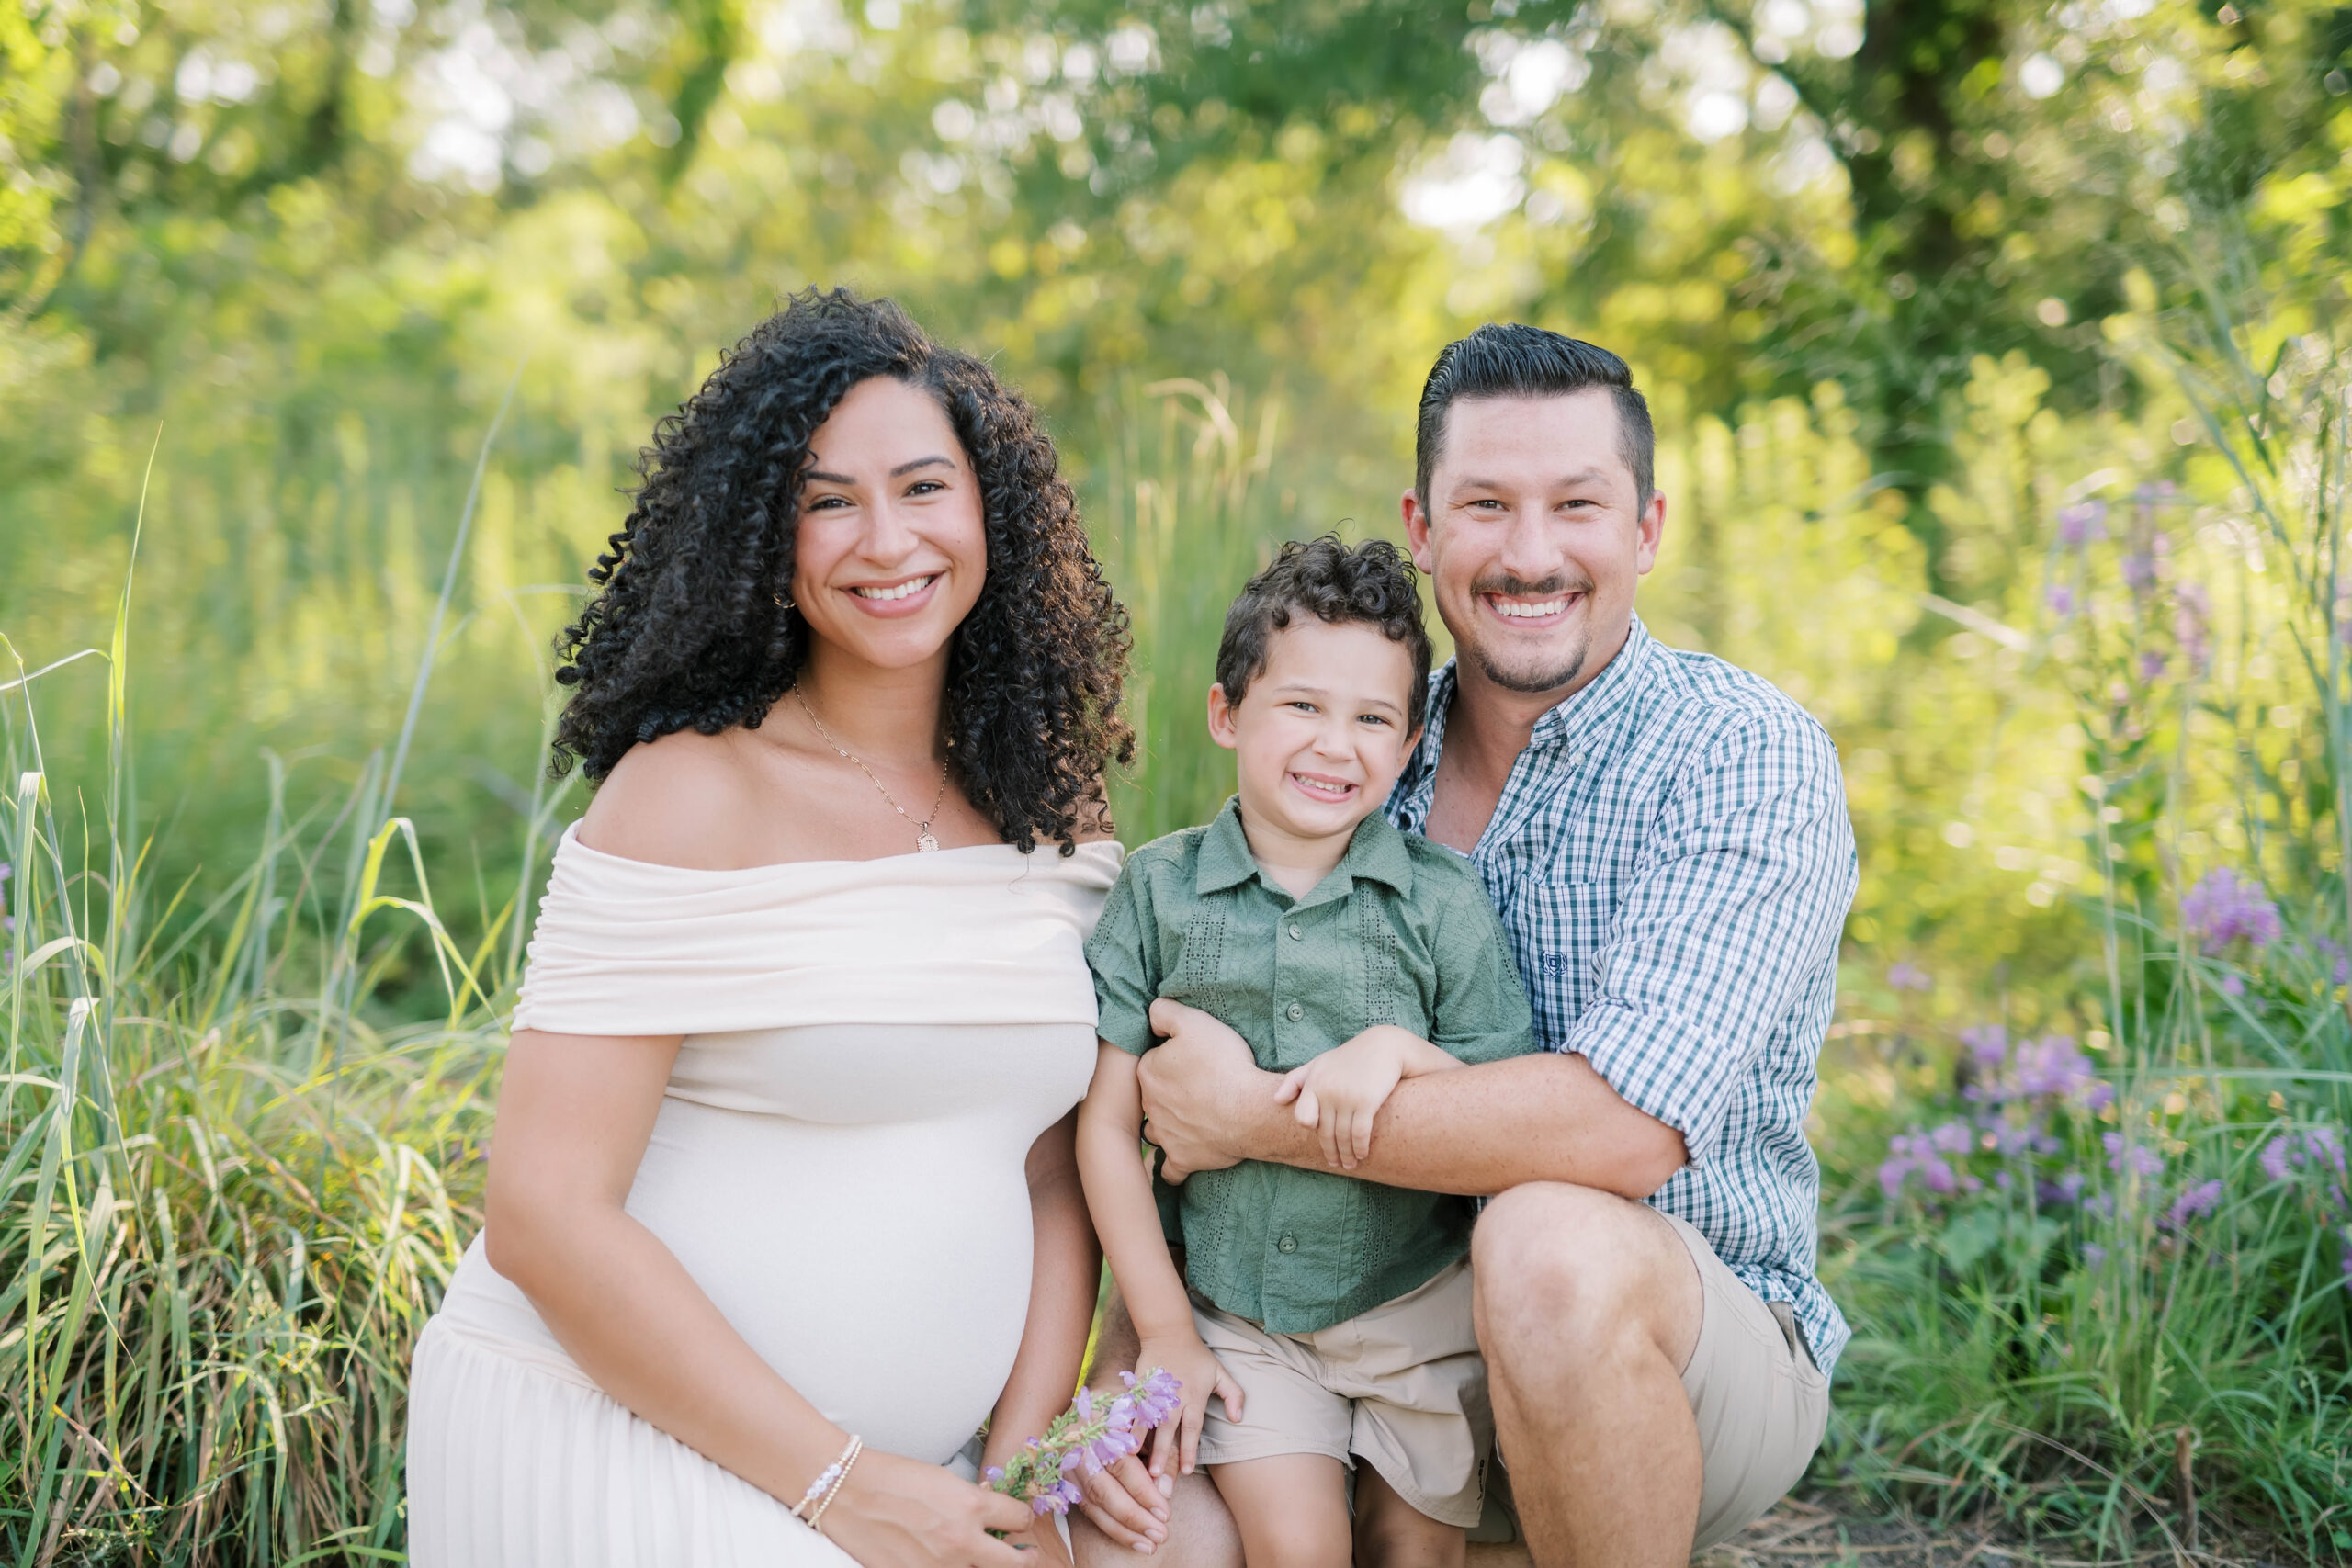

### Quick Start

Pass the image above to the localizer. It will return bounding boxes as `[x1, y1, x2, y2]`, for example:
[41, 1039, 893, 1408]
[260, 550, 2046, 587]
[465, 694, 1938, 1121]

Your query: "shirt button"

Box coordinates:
[1285, 1001, 1304, 1021]
[1277, 1235, 1297, 1254]
[1570, 751, 1588, 767]
[1287, 923, 1303, 941]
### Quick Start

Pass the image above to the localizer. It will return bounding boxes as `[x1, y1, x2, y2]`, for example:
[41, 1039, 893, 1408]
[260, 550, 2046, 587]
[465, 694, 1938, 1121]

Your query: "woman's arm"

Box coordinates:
[486, 1027, 1033, 1563]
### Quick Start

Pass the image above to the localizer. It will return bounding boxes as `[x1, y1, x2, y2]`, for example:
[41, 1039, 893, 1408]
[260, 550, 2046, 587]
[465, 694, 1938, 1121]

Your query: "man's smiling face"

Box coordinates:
[1403, 389, 1665, 699]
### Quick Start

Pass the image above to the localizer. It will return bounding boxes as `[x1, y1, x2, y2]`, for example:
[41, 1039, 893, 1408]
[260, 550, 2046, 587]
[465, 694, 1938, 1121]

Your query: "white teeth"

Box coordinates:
[1293, 774, 1354, 797]
[853, 575, 936, 602]
[1494, 598, 1569, 619]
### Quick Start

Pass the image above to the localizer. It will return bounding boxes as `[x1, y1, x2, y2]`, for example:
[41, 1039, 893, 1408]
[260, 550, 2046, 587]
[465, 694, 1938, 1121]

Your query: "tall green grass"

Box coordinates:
[1814, 276, 2352, 1558]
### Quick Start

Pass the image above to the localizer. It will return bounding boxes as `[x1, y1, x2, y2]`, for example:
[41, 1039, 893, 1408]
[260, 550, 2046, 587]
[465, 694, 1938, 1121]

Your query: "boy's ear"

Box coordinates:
[1205, 682, 1241, 751]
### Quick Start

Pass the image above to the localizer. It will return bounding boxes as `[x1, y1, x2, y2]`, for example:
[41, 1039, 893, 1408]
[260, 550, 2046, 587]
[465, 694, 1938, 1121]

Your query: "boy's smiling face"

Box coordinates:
[1208, 616, 1423, 855]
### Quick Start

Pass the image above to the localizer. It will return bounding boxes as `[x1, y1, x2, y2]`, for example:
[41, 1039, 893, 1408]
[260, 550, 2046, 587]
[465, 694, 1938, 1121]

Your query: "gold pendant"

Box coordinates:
[918, 831, 940, 852]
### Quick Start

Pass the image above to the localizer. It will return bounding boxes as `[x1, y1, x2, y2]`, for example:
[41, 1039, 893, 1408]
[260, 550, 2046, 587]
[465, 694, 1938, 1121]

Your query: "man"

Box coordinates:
[1074, 324, 1855, 1568]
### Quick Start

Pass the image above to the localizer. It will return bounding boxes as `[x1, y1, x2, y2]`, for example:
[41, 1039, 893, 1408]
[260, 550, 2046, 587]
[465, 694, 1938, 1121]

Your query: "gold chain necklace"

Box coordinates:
[791, 686, 950, 852]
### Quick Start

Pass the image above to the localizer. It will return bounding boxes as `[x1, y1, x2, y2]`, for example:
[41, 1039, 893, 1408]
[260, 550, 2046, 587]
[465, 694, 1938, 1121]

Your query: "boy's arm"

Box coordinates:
[1074, 1046, 1245, 1477]
[1075, 1047, 1194, 1342]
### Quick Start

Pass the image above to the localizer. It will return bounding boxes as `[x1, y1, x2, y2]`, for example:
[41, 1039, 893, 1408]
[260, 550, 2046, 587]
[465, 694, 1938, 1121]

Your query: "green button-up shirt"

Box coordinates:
[1087, 798, 1536, 1334]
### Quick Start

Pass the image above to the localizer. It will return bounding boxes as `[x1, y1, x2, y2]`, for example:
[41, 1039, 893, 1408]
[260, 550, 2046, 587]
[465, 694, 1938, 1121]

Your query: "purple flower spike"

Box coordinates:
[2057, 501, 2108, 547]
[2047, 585, 2076, 617]
[2104, 1133, 2163, 1179]
[1888, 962, 1933, 993]
[2139, 650, 2168, 681]
[2164, 1179, 2225, 1229]
[2182, 870, 2281, 957]
[2123, 551, 2158, 591]
[2262, 1136, 2296, 1183]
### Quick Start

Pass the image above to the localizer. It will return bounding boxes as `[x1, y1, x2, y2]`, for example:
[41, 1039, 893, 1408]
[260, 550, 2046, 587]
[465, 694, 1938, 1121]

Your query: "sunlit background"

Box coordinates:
[4, 0, 2350, 1560]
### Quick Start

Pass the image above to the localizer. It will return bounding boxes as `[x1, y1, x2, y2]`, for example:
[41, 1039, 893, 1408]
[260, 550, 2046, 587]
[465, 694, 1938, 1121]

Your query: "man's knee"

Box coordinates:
[1072, 1472, 1243, 1568]
[1470, 1183, 1690, 1362]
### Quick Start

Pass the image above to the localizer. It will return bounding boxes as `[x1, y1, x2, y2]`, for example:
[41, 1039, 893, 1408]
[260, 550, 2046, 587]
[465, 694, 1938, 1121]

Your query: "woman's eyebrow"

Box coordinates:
[891, 455, 956, 477]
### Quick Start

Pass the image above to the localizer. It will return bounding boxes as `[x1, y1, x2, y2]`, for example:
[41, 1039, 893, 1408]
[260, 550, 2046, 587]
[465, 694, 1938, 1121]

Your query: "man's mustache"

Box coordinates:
[1467, 573, 1594, 600]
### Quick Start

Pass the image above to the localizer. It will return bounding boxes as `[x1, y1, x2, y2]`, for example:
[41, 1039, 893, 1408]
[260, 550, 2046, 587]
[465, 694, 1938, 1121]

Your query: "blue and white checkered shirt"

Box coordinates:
[1386, 616, 1856, 1374]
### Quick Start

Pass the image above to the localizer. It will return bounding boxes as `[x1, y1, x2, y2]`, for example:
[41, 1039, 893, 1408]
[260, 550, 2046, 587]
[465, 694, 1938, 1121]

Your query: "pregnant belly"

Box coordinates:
[437, 1098, 1041, 1466]
[634, 1097, 1040, 1461]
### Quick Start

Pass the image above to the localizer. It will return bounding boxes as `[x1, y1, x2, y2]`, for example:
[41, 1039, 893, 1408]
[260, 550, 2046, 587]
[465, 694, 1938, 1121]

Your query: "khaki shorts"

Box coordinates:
[1191, 1259, 1489, 1529]
[1475, 1212, 1829, 1553]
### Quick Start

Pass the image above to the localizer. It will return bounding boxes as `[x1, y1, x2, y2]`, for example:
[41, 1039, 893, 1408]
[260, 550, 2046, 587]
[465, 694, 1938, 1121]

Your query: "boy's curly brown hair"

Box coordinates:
[1215, 535, 1433, 731]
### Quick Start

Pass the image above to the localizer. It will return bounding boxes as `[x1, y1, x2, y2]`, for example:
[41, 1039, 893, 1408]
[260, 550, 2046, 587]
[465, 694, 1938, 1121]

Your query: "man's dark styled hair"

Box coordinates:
[1414, 323, 1655, 514]
[1215, 535, 1434, 731]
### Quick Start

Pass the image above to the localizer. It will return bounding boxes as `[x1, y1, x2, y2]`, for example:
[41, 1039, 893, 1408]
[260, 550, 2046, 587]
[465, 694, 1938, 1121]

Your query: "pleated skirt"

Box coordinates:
[405, 1317, 855, 1567]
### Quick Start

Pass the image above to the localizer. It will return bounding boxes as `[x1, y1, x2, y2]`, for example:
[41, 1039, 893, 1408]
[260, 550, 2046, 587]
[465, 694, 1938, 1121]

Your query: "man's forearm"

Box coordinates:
[1234, 1051, 1688, 1198]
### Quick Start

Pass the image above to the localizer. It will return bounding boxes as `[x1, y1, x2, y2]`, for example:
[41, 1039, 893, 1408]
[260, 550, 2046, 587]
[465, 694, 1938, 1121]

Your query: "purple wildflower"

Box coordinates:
[1962, 1025, 2010, 1074]
[2182, 870, 2281, 955]
[2219, 973, 2246, 998]
[2047, 584, 2077, 617]
[2313, 937, 2351, 985]
[2105, 1133, 2164, 1179]
[2262, 1136, 2297, 1183]
[2164, 1179, 2224, 1229]
[2039, 1171, 2087, 1207]
[2057, 501, 2108, 547]
[2174, 581, 2211, 670]
[2123, 551, 2158, 591]
[1888, 962, 1933, 993]
[2084, 1242, 2108, 1268]
[2138, 649, 2167, 681]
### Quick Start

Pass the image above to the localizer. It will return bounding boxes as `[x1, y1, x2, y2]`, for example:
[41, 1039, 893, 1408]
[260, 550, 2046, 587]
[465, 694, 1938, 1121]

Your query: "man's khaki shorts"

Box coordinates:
[1474, 1211, 1830, 1553]
[1191, 1259, 1489, 1529]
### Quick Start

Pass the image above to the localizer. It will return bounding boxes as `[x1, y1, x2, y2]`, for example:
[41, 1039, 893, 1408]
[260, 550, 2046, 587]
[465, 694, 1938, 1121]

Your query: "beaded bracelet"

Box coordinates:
[792, 1435, 862, 1524]
[804, 1435, 865, 1534]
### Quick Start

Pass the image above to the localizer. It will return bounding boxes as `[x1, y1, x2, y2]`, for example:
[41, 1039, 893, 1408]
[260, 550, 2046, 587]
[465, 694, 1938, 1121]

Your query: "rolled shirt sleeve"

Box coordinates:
[1084, 865, 1162, 1056]
[1566, 708, 1858, 1161]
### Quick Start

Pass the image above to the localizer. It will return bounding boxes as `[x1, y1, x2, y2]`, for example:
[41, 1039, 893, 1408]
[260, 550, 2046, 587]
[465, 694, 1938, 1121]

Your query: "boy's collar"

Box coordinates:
[1194, 795, 1416, 902]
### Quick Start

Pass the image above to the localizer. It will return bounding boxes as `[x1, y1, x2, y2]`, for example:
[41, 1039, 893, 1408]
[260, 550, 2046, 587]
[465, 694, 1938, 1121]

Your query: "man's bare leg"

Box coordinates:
[1471, 1183, 1705, 1568]
[1352, 1466, 1466, 1568]
[1071, 1286, 1245, 1568]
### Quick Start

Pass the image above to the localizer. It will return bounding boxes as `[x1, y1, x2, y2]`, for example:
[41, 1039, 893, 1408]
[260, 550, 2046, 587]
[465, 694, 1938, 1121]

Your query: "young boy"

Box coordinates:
[1076, 536, 1536, 1568]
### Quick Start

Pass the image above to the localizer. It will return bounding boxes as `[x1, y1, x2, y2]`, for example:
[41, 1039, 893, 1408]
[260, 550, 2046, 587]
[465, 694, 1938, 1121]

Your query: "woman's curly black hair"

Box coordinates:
[551, 288, 1133, 854]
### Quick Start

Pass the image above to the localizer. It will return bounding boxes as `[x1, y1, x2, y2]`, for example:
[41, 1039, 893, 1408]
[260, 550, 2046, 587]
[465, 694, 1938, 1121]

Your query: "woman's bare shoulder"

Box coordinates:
[576, 729, 771, 870]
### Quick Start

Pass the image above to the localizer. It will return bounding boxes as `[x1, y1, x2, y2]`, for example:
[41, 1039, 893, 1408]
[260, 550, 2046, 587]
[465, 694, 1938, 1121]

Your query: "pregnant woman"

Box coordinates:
[404, 289, 1134, 1568]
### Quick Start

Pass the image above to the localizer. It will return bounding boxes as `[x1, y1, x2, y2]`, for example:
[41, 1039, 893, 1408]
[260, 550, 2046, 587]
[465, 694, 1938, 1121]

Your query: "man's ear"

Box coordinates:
[1401, 489, 1436, 574]
[1635, 490, 1668, 576]
[1205, 682, 1241, 751]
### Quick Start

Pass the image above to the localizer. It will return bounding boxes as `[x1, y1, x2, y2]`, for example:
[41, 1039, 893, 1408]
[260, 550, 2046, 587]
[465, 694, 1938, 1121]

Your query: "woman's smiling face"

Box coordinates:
[789, 376, 989, 674]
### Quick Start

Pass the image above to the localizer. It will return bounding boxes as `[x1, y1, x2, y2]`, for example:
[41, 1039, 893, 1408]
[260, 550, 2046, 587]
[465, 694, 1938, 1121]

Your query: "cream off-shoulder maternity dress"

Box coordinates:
[404, 823, 1121, 1566]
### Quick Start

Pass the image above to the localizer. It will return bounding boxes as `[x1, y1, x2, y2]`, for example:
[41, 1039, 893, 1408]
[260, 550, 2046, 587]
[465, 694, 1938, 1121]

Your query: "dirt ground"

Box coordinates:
[1464, 1495, 2305, 1568]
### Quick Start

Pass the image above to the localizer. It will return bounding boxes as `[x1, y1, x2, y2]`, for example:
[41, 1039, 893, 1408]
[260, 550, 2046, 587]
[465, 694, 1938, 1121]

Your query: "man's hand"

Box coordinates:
[1136, 1001, 1272, 1183]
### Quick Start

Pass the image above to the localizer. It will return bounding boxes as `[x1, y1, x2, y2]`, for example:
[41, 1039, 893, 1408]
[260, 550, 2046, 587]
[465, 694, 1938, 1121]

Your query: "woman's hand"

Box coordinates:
[819, 1448, 1038, 1568]
[1135, 1334, 1242, 1482]
[1000, 1517, 1075, 1568]
[1075, 1453, 1171, 1554]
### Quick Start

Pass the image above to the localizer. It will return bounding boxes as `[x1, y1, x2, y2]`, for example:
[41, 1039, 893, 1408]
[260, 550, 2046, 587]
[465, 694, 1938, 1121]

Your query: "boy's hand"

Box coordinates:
[1135, 1334, 1242, 1481]
[1273, 1032, 1398, 1168]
